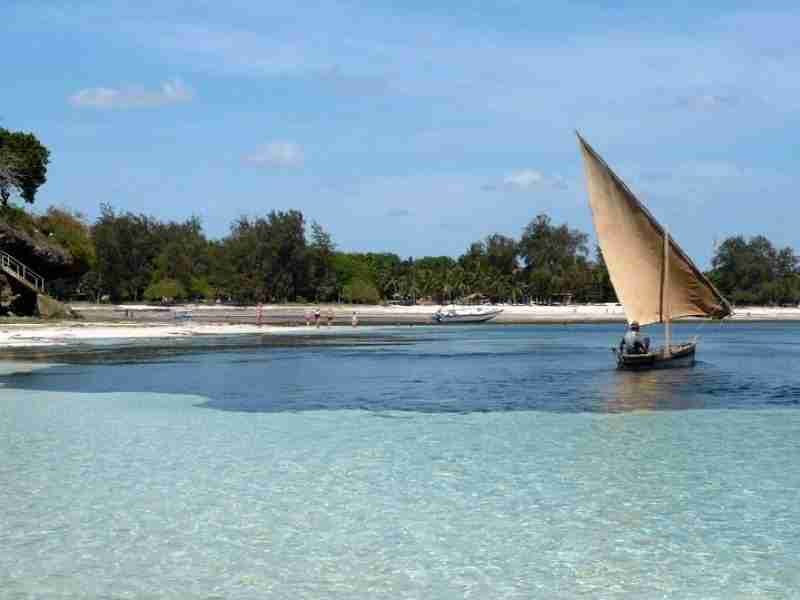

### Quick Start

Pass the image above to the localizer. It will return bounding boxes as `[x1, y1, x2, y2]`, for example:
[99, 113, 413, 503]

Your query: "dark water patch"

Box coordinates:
[2, 323, 800, 414]
[0, 333, 415, 365]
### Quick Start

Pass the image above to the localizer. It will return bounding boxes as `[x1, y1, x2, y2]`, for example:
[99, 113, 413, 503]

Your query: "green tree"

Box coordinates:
[150, 216, 211, 300]
[591, 245, 617, 302]
[518, 214, 589, 302]
[309, 221, 338, 301]
[0, 128, 49, 205]
[144, 278, 187, 301]
[518, 214, 588, 273]
[92, 204, 161, 301]
[38, 207, 95, 274]
[484, 233, 518, 275]
[223, 210, 309, 302]
[342, 278, 380, 304]
[710, 235, 800, 305]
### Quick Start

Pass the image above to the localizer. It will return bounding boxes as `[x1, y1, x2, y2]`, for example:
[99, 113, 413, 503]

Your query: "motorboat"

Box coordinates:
[432, 305, 503, 324]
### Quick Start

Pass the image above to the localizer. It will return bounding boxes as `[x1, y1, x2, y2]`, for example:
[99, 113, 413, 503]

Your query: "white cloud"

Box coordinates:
[244, 141, 304, 168]
[69, 79, 193, 109]
[679, 93, 738, 112]
[483, 169, 568, 192]
[504, 169, 544, 189]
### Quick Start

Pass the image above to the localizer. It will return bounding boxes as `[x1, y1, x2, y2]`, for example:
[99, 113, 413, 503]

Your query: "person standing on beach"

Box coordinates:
[351, 311, 358, 328]
[314, 307, 321, 328]
[304, 308, 312, 326]
[326, 307, 334, 326]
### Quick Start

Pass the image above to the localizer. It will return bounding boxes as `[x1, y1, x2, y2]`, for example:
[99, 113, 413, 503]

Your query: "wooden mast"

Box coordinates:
[663, 227, 671, 357]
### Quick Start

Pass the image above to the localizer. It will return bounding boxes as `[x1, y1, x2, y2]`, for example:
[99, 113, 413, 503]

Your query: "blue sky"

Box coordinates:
[3, 1, 799, 266]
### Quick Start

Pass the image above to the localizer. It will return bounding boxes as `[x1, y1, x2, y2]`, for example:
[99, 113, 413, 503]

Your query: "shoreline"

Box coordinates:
[70, 301, 800, 324]
[0, 301, 795, 348]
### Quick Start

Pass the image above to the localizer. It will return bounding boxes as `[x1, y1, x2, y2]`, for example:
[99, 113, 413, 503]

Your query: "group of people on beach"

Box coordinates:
[304, 307, 359, 328]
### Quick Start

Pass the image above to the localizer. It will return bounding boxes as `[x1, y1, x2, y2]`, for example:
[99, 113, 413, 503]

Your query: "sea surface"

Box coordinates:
[1, 322, 799, 598]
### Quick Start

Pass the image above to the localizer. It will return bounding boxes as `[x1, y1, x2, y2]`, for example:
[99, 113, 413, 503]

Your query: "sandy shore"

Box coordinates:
[70, 301, 800, 325]
[0, 302, 794, 348]
[70, 301, 631, 326]
[0, 322, 299, 348]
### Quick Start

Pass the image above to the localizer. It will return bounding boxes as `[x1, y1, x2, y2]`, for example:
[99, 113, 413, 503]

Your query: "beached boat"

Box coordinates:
[432, 305, 503, 324]
[576, 133, 731, 369]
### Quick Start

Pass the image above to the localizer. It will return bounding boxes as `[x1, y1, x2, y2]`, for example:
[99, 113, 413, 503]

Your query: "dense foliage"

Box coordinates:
[3, 124, 793, 307]
[62, 208, 618, 304]
[708, 236, 800, 305]
[0, 128, 49, 205]
[2, 200, 797, 307]
[0, 196, 794, 307]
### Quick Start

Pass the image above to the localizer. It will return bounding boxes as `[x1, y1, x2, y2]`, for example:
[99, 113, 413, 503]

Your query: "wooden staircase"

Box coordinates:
[0, 249, 45, 293]
[0, 250, 73, 318]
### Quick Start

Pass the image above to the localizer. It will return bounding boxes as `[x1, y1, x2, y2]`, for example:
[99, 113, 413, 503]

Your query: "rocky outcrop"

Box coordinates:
[4, 275, 37, 315]
[37, 293, 74, 319]
[0, 220, 82, 279]
[0, 274, 77, 318]
[0, 218, 85, 317]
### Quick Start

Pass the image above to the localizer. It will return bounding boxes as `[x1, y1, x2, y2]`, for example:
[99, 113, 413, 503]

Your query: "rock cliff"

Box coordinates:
[0, 219, 83, 279]
[0, 218, 85, 317]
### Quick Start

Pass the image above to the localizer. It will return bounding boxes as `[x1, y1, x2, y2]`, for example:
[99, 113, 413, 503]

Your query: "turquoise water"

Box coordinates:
[1, 323, 799, 598]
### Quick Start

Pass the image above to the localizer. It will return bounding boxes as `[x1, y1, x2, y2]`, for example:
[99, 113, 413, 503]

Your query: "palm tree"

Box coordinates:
[382, 274, 402, 301]
[417, 268, 434, 300]
[446, 266, 465, 303]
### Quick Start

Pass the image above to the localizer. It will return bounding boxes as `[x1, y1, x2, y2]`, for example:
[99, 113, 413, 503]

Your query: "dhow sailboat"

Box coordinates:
[576, 133, 732, 369]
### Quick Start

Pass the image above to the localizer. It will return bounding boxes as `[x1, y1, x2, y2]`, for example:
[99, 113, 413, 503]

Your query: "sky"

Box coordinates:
[3, 1, 799, 267]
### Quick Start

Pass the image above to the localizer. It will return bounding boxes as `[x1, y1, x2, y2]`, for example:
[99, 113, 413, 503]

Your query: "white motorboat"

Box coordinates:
[432, 305, 503, 324]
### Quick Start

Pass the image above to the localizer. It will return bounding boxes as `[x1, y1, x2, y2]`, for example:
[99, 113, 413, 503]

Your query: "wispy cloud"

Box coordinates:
[483, 169, 568, 192]
[640, 161, 747, 183]
[244, 141, 304, 168]
[678, 93, 738, 112]
[69, 79, 193, 109]
[504, 169, 545, 189]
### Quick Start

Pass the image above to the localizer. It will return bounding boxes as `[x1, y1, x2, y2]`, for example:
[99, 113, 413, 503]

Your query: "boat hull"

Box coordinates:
[614, 342, 696, 370]
[432, 311, 502, 324]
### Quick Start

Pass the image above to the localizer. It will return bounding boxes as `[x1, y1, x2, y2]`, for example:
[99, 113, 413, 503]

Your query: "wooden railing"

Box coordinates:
[0, 250, 45, 292]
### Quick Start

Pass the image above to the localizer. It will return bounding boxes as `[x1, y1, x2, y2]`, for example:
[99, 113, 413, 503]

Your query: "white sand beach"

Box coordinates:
[0, 302, 795, 348]
[0, 322, 315, 348]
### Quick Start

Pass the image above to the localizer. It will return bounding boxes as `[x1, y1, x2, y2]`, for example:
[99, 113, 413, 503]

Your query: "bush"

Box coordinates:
[342, 278, 380, 304]
[37, 207, 95, 271]
[189, 276, 214, 300]
[144, 278, 186, 302]
[0, 203, 38, 235]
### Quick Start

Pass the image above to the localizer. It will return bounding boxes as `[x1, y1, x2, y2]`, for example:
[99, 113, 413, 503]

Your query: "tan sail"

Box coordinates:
[577, 133, 731, 326]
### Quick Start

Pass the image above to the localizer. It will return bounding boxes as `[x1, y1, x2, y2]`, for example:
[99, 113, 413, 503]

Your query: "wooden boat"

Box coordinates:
[576, 133, 731, 369]
[614, 341, 696, 370]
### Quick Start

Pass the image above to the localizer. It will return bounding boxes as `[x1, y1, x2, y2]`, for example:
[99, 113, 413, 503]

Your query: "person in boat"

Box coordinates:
[621, 321, 650, 355]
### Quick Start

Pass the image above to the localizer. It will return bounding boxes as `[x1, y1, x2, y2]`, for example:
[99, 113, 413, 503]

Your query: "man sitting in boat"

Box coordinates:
[621, 321, 650, 355]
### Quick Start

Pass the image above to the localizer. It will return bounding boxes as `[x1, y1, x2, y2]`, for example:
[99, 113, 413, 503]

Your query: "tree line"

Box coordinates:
[4, 125, 800, 307]
[708, 236, 800, 306]
[53, 207, 614, 305]
[40, 206, 800, 308]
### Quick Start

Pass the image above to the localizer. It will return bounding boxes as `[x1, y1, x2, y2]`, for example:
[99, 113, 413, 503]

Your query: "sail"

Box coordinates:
[577, 133, 731, 326]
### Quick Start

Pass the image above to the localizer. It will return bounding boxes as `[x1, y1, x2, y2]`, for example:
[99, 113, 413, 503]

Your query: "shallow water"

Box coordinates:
[1, 323, 799, 598]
